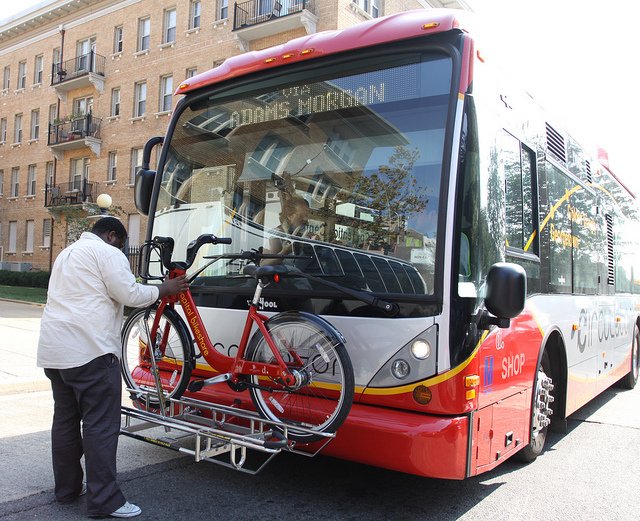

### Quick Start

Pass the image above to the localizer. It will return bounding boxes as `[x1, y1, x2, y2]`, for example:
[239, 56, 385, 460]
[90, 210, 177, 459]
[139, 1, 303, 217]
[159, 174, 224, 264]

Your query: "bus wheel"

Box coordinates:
[516, 351, 554, 462]
[619, 324, 639, 390]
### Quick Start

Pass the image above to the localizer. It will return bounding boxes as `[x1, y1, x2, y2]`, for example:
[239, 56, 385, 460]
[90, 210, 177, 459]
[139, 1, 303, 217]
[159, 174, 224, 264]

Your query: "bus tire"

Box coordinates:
[516, 349, 554, 463]
[619, 324, 639, 390]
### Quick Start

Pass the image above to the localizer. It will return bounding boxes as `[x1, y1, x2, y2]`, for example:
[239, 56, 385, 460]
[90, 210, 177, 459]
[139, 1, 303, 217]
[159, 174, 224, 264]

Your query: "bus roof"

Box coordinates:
[175, 9, 472, 95]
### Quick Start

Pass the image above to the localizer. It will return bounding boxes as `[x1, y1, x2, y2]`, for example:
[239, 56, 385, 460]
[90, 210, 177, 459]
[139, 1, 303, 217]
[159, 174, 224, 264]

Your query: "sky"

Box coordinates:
[1, 0, 637, 192]
[467, 0, 638, 193]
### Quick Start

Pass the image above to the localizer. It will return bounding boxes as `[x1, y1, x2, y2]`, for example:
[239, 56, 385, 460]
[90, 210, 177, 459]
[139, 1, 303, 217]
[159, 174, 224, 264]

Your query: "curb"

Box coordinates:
[0, 380, 50, 395]
[0, 298, 45, 307]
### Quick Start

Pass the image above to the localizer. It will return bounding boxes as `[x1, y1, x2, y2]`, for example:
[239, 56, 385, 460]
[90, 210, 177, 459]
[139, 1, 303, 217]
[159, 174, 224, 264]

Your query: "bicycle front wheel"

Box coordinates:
[245, 312, 354, 443]
[121, 306, 194, 407]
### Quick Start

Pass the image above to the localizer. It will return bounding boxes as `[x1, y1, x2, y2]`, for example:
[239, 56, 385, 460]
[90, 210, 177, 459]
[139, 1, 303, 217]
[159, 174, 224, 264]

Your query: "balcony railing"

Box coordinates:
[48, 114, 101, 146]
[45, 180, 98, 207]
[51, 51, 106, 86]
[233, 0, 314, 31]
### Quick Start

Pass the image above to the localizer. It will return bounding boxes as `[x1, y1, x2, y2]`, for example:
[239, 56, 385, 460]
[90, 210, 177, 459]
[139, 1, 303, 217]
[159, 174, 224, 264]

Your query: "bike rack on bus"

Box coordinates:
[120, 391, 334, 475]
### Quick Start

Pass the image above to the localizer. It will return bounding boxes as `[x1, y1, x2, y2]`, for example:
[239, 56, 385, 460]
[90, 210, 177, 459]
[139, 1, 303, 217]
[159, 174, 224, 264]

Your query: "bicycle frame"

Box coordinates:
[150, 268, 301, 387]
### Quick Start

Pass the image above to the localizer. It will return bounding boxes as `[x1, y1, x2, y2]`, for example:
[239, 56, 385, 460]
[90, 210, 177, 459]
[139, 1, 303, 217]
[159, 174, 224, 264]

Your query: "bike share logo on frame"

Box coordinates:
[247, 297, 279, 310]
[179, 292, 209, 356]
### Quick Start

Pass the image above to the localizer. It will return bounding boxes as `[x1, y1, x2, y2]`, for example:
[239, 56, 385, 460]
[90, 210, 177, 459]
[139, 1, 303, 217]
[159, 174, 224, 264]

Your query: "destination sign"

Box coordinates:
[227, 61, 426, 130]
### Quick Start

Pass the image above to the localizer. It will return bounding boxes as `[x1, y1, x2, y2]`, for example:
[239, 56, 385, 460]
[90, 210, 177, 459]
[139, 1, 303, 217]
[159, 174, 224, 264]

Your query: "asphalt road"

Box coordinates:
[1, 300, 639, 520]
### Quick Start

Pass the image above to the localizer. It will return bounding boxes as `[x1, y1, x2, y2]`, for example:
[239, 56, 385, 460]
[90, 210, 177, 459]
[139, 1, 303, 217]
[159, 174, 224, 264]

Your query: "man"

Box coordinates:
[37, 217, 188, 518]
[263, 195, 311, 263]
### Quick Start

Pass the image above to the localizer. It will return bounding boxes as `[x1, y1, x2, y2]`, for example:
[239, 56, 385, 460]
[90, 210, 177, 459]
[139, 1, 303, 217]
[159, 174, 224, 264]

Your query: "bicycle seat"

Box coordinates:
[243, 264, 295, 279]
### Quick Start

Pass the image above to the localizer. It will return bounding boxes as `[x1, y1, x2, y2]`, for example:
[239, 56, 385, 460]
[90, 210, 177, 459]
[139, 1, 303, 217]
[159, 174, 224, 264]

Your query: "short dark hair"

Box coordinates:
[91, 217, 127, 241]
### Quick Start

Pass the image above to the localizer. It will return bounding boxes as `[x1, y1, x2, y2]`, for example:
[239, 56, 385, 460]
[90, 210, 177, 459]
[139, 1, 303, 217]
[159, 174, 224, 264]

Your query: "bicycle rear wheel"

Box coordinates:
[245, 311, 354, 443]
[121, 306, 194, 407]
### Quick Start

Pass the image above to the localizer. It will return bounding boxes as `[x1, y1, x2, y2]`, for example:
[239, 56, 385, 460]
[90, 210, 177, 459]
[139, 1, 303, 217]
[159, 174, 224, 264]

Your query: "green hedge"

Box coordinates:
[0, 270, 51, 288]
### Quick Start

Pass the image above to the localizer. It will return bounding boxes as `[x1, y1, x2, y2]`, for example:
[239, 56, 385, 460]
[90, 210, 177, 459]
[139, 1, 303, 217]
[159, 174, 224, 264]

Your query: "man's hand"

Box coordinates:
[158, 274, 189, 298]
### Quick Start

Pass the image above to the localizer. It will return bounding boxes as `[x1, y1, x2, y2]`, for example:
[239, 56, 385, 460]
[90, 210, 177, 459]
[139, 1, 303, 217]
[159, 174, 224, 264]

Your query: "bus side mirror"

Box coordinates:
[134, 168, 156, 216]
[134, 136, 164, 216]
[481, 262, 526, 329]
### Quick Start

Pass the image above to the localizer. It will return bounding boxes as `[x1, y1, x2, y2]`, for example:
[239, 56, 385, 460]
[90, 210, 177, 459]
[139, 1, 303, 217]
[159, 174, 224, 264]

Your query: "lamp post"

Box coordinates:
[96, 193, 112, 215]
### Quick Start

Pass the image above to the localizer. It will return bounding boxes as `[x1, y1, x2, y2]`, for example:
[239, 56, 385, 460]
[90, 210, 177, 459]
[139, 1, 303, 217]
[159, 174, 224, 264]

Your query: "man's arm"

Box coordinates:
[102, 251, 186, 307]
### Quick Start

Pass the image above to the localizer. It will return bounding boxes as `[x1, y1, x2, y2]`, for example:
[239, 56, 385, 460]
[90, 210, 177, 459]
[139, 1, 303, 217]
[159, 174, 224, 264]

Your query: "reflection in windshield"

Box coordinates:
[154, 54, 452, 296]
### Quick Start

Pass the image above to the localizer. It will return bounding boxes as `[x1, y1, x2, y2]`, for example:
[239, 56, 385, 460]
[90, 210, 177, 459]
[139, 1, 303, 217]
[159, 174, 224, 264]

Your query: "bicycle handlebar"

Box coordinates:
[150, 234, 233, 272]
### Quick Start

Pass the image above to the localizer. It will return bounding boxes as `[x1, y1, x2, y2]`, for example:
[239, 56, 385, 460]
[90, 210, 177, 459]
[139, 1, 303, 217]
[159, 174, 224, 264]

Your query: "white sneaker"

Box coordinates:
[110, 502, 142, 518]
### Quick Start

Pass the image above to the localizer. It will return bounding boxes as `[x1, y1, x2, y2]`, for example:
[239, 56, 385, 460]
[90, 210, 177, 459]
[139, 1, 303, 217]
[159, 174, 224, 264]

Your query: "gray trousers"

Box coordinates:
[45, 354, 126, 517]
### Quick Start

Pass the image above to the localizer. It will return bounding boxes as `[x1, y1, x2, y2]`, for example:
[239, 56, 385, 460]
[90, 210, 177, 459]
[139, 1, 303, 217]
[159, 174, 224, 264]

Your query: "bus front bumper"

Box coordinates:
[306, 401, 471, 480]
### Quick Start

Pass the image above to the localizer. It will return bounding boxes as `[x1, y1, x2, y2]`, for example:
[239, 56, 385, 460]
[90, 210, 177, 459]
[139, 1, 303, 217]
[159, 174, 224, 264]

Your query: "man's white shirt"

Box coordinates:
[37, 232, 159, 369]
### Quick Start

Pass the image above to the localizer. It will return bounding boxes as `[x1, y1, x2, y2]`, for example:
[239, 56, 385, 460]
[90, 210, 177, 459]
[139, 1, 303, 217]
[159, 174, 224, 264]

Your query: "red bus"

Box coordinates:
[132, 9, 640, 478]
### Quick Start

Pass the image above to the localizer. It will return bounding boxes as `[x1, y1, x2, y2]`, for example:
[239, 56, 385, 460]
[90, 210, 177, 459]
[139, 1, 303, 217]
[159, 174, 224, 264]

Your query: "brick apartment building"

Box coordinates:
[0, 0, 468, 272]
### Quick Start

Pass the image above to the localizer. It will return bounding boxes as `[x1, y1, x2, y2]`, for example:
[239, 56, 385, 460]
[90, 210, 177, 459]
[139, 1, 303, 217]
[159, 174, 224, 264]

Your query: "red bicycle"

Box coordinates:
[121, 234, 355, 443]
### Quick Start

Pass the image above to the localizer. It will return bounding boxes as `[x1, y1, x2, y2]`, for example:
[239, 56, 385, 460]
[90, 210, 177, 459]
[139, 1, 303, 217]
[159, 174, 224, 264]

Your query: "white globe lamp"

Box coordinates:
[96, 193, 112, 214]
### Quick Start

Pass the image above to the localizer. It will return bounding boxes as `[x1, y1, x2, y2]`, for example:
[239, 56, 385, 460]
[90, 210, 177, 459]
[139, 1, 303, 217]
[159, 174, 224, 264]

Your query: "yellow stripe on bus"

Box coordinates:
[524, 181, 622, 253]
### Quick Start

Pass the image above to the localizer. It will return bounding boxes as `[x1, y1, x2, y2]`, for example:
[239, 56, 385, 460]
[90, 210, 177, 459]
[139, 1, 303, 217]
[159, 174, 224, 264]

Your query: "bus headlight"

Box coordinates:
[411, 339, 431, 359]
[367, 325, 438, 388]
[391, 359, 410, 379]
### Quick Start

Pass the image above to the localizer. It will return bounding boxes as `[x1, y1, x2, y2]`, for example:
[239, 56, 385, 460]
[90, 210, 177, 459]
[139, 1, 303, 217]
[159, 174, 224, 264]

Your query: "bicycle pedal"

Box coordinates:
[188, 380, 205, 392]
[188, 373, 232, 392]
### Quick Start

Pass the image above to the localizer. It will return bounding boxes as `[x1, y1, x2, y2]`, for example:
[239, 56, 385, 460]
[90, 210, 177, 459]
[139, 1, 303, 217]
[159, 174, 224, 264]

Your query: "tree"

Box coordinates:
[349, 146, 428, 250]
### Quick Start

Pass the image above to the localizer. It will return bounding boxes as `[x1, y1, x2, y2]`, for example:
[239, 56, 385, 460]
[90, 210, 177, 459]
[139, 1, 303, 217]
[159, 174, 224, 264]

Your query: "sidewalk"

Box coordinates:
[0, 299, 182, 506]
[0, 299, 48, 394]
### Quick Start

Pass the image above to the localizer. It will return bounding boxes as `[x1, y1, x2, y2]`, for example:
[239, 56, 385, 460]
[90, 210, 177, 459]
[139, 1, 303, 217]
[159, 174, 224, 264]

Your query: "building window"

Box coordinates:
[218, 0, 228, 20]
[70, 157, 89, 190]
[114, 25, 124, 54]
[14, 113, 22, 143]
[111, 87, 121, 117]
[0, 118, 6, 143]
[27, 164, 36, 196]
[159, 75, 173, 112]
[72, 97, 92, 134]
[8, 221, 17, 253]
[108, 151, 117, 181]
[190, 1, 201, 29]
[0, 169, 3, 196]
[186, 67, 197, 78]
[30, 109, 40, 141]
[46, 161, 54, 187]
[130, 148, 142, 184]
[163, 8, 177, 44]
[353, 0, 380, 17]
[10, 167, 19, 197]
[137, 17, 150, 52]
[25, 220, 34, 252]
[76, 37, 96, 71]
[2, 65, 9, 90]
[134, 82, 147, 117]
[43, 219, 52, 248]
[52, 47, 61, 69]
[17, 61, 26, 89]
[48, 104, 57, 124]
[33, 55, 44, 84]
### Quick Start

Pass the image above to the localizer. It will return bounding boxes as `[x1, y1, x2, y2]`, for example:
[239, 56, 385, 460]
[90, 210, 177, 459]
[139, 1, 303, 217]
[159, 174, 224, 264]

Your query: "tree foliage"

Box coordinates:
[349, 146, 429, 248]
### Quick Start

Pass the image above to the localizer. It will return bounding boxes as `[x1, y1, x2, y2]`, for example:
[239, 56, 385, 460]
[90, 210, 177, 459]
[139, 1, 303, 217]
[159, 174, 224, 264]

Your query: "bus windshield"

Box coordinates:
[153, 52, 453, 299]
